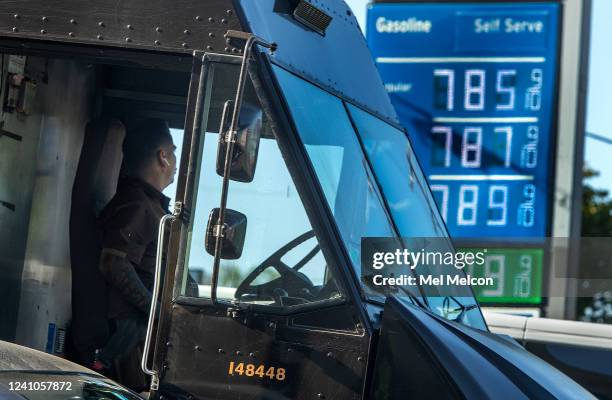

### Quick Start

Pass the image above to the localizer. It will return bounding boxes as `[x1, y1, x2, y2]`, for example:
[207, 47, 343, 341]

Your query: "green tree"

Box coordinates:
[582, 167, 612, 235]
[578, 167, 612, 323]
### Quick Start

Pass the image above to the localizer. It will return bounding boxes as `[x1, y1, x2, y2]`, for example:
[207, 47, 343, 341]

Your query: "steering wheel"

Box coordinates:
[235, 231, 318, 306]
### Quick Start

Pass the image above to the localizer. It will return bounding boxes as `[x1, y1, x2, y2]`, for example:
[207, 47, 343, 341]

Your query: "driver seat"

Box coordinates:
[69, 119, 125, 366]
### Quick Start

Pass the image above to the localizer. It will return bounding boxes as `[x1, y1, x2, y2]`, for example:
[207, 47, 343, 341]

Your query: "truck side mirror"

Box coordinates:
[216, 102, 262, 183]
[205, 208, 247, 259]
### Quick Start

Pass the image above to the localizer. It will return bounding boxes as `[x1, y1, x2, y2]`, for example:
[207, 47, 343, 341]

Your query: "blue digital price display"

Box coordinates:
[367, 3, 559, 239]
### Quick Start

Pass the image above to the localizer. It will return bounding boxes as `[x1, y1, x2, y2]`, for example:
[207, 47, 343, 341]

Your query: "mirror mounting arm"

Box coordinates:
[212, 224, 225, 238]
[210, 32, 277, 305]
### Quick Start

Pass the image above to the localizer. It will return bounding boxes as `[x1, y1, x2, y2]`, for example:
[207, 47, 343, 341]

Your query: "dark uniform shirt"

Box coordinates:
[98, 177, 170, 319]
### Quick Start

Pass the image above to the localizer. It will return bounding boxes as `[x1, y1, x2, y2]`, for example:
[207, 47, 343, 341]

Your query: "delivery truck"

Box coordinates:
[0, 0, 596, 398]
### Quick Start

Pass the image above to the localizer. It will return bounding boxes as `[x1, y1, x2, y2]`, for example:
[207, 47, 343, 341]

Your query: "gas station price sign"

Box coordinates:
[367, 2, 559, 240]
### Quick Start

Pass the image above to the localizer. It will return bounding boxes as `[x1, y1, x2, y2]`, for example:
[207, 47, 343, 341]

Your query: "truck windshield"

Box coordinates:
[273, 64, 485, 330]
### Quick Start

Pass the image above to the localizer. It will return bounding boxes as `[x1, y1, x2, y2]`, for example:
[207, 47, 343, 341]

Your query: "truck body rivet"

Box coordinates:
[217, 348, 224, 354]
[182, 42, 188, 48]
[326, 352, 333, 358]
[12, 27, 18, 32]
[98, 21, 105, 27]
[13, 14, 19, 19]
[195, 345, 201, 351]
[126, 24, 133, 30]
[42, 16, 48, 22]
[155, 40, 161, 45]
[156, 26, 162, 33]
[97, 35, 103, 40]
[184, 29, 190, 35]
[70, 18, 76, 24]
[40, 29, 46, 34]
[195, 16, 202, 21]
[125, 37, 131, 42]
[235, 350, 241, 356]
[208, 17, 214, 22]
[357, 356, 364, 362]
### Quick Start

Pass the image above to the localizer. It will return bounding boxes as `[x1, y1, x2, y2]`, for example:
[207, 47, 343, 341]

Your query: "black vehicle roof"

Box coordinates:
[0, 0, 241, 54]
[0, 0, 397, 124]
[239, 0, 398, 124]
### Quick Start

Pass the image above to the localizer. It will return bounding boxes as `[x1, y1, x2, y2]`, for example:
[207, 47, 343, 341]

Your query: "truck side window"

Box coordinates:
[180, 69, 343, 309]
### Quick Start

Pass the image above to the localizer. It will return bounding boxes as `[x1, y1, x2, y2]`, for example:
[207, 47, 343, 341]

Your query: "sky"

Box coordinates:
[345, 0, 612, 195]
[162, 128, 184, 206]
[583, 0, 612, 191]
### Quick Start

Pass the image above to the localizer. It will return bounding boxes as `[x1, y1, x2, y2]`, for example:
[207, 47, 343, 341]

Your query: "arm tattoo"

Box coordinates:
[99, 249, 152, 314]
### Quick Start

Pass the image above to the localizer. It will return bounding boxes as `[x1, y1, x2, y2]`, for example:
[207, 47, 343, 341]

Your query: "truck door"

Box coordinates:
[145, 48, 371, 400]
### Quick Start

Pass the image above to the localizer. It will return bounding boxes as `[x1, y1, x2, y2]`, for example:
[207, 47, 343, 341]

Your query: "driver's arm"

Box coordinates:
[98, 201, 154, 314]
[99, 249, 152, 313]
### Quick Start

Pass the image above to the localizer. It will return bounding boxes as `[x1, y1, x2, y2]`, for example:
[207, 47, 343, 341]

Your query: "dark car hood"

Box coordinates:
[0, 341, 103, 378]
[387, 296, 596, 399]
[0, 341, 97, 374]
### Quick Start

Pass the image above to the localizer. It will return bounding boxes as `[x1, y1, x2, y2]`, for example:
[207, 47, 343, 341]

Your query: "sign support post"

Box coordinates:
[547, 0, 591, 319]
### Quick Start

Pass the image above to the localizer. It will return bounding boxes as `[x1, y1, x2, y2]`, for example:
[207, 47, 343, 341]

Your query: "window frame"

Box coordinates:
[170, 55, 359, 317]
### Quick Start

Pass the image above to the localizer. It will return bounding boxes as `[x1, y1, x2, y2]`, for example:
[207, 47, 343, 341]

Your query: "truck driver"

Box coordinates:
[92, 118, 183, 385]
